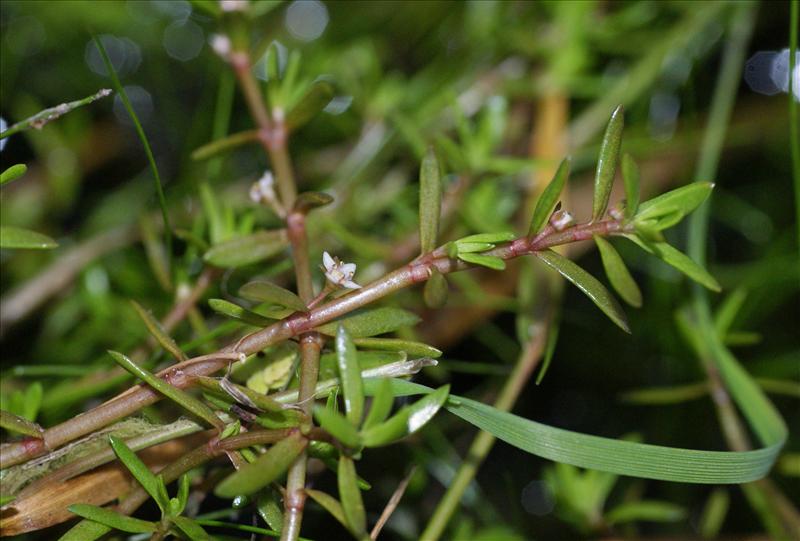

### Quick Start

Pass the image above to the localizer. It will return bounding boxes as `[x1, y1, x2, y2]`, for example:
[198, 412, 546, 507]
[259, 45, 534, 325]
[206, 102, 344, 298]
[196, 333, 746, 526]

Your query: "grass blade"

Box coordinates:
[92, 36, 172, 263]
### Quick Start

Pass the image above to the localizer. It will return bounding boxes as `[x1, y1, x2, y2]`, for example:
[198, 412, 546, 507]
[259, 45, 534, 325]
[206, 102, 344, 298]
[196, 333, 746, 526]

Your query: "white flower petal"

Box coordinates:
[342, 280, 361, 289]
[322, 251, 335, 271]
[340, 263, 357, 276]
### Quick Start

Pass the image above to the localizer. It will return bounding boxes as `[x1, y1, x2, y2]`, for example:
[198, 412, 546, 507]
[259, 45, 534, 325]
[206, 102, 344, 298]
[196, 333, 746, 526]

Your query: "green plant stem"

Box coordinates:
[686, 3, 800, 538]
[421, 323, 550, 540]
[0, 219, 631, 469]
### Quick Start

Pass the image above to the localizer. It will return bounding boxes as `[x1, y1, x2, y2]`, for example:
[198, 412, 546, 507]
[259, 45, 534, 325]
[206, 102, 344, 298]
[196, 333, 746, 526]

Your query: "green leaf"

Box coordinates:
[208, 298, 283, 326]
[635, 182, 714, 223]
[294, 191, 334, 213]
[378, 376, 786, 485]
[0, 409, 43, 438]
[594, 236, 642, 308]
[204, 229, 288, 268]
[0, 88, 112, 139]
[362, 378, 394, 430]
[131, 301, 187, 361]
[215, 432, 306, 497]
[93, 36, 172, 260]
[239, 281, 307, 311]
[191, 130, 259, 161]
[361, 385, 449, 447]
[699, 488, 730, 538]
[350, 338, 440, 359]
[457, 232, 516, 244]
[621, 153, 640, 219]
[338, 456, 367, 537]
[314, 406, 361, 448]
[0, 163, 27, 186]
[620, 382, 709, 405]
[108, 435, 169, 512]
[0, 494, 14, 507]
[419, 146, 443, 254]
[529, 157, 571, 234]
[0, 226, 58, 249]
[455, 241, 495, 253]
[316, 307, 421, 338]
[195, 376, 286, 413]
[256, 487, 284, 533]
[605, 501, 686, 525]
[626, 236, 721, 292]
[68, 504, 156, 534]
[458, 252, 506, 270]
[592, 105, 624, 220]
[176, 473, 190, 513]
[108, 351, 223, 430]
[286, 79, 335, 131]
[58, 519, 112, 541]
[337, 326, 365, 427]
[305, 488, 350, 532]
[535, 319, 560, 385]
[172, 516, 211, 540]
[714, 288, 747, 338]
[535, 250, 629, 332]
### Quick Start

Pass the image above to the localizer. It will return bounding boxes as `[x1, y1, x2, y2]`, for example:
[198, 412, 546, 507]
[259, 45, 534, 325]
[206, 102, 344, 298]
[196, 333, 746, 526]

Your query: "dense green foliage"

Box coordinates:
[1, 1, 798, 540]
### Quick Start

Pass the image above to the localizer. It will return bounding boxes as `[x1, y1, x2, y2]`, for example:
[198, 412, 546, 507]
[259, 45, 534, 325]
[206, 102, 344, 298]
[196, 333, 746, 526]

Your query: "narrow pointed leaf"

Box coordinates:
[337, 325, 365, 426]
[419, 147, 442, 254]
[0, 88, 111, 138]
[287, 79, 335, 131]
[239, 281, 307, 311]
[361, 385, 449, 447]
[338, 456, 367, 537]
[635, 182, 714, 222]
[108, 435, 168, 511]
[0, 226, 58, 249]
[0, 409, 43, 438]
[457, 232, 516, 244]
[0, 163, 27, 186]
[699, 489, 730, 538]
[535, 319, 560, 385]
[294, 191, 334, 213]
[535, 250, 630, 332]
[592, 105, 624, 220]
[594, 236, 643, 307]
[204, 229, 288, 268]
[194, 376, 285, 412]
[305, 489, 349, 531]
[714, 288, 748, 337]
[363, 378, 394, 430]
[208, 298, 283, 326]
[68, 504, 156, 534]
[0, 494, 15, 506]
[191, 130, 259, 160]
[58, 519, 111, 541]
[315, 406, 361, 448]
[108, 351, 223, 430]
[131, 301, 187, 361]
[455, 241, 495, 253]
[316, 307, 421, 338]
[626, 236, 721, 291]
[458, 252, 506, 270]
[215, 432, 306, 497]
[529, 157, 571, 234]
[172, 516, 211, 540]
[351, 338, 441, 358]
[257, 487, 284, 533]
[605, 501, 686, 525]
[423, 270, 449, 308]
[620, 382, 710, 405]
[621, 153, 640, 219]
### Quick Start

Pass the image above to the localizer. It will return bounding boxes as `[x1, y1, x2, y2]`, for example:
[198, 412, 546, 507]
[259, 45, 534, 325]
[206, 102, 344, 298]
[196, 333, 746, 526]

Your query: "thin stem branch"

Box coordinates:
[0, 219, 630, 469]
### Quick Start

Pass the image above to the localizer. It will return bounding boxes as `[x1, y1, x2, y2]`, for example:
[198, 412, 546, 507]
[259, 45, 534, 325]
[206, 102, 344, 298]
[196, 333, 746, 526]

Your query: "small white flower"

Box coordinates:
[210, 34, 232, 60]
[549, 209, 574, 231]
[220, 0, 249, 12]
[249, 171, 277, 204]
[322, 251, 361, 289]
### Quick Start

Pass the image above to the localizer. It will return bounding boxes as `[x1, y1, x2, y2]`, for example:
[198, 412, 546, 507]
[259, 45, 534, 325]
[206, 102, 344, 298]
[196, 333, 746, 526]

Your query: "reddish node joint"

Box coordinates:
[409, 263, 431, 284]
[510, 238, 529, 257]
[20, 436, 46, 457]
